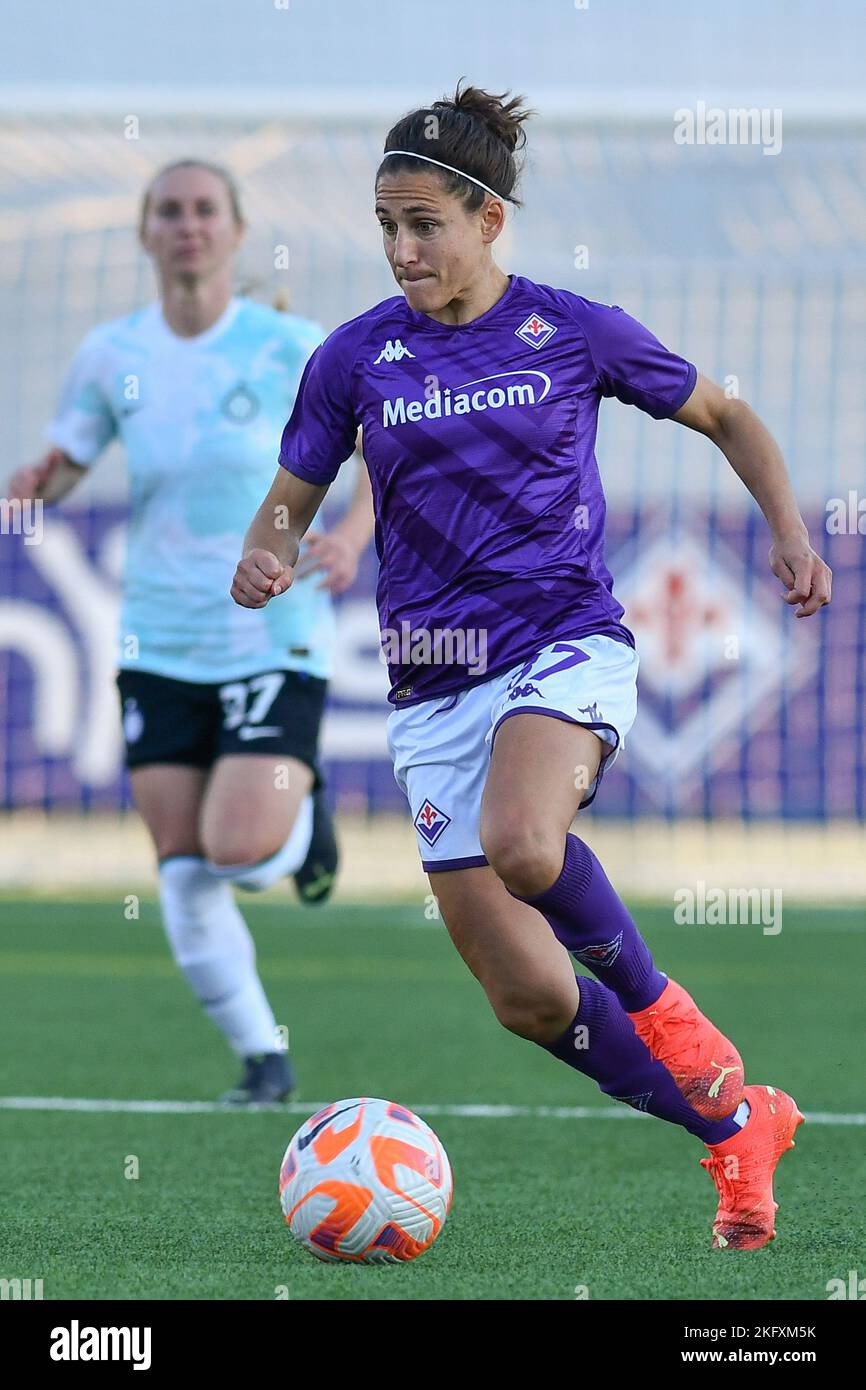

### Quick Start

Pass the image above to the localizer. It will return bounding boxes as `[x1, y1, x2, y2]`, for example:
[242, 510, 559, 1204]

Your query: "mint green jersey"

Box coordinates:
[47, 297, 336, 683]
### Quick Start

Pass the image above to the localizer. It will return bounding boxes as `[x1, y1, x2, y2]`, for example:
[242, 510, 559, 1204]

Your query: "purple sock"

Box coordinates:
[543, 975, 740, 1144]
[514, 833, 667, 1012]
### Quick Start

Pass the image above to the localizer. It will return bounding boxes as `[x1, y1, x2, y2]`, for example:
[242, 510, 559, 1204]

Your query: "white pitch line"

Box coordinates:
[0, 1097, 863, 1125]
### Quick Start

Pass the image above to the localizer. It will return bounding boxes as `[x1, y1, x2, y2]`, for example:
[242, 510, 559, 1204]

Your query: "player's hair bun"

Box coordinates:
[434, 79, 533, 155]
[379, 79, 535, 209]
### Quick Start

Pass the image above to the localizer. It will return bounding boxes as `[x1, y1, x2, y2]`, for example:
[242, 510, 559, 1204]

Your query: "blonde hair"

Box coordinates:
[139, 159, 244, 236]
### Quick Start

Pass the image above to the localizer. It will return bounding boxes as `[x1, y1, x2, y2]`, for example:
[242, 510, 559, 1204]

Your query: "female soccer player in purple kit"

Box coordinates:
[233, 83, 832, 1249]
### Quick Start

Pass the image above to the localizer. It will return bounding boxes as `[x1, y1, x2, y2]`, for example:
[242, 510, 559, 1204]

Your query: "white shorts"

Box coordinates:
[387, 633, 639, 872]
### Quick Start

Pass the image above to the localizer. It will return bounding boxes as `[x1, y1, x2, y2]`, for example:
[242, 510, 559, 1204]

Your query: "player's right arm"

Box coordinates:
[6, 447, 88, 505]
[7, 325, 117, 506]
[232, 467, 330, 607]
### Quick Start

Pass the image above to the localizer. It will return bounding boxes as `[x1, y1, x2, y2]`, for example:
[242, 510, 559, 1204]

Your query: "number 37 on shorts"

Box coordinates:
[386, 633, 640, 872]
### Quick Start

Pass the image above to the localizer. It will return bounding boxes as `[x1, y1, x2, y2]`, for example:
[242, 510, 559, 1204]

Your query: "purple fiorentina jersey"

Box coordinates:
[278, 274, 696, 705]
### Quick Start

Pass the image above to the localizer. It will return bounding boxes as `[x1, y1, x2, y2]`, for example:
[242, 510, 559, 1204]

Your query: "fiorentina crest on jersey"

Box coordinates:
[515, 312, 557, 350]
[413, 798, 451, 846]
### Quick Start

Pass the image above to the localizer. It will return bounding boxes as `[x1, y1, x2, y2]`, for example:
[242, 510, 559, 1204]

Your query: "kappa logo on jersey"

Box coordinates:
[572, 931, 624, 968]
[413, 798, 451, 846]
[515, 311, 557, 350]
[374, 338, 415, 364]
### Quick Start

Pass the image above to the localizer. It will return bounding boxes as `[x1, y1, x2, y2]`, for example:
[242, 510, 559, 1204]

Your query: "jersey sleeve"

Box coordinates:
[44, 329, 118, 465]
[568, 296, 697, 420]
[277, 325, 359, 486]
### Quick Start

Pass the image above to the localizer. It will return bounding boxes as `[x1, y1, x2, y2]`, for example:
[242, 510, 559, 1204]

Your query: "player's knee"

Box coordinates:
[201, 827, 287, 870]
[153, 834, 203, 861]
[480, 820, 563, 898]
[490, 982, 573, 1044]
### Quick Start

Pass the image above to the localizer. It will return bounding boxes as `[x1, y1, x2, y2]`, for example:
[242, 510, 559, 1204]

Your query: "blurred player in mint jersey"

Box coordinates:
[7, 160, 374, 1104]
[234, 83, 832, 1247]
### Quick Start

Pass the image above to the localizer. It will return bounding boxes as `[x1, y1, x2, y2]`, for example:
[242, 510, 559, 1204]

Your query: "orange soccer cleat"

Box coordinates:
[627, 977, 745, 1121]
[700, 1084, 804, 1250]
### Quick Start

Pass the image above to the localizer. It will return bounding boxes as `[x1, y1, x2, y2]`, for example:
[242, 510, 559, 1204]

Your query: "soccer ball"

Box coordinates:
[279, 1097, 453, 1263]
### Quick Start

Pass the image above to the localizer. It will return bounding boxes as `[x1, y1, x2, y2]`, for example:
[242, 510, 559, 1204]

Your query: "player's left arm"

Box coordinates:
[294, 430, 375, 594]
[672, 373, 832, 617]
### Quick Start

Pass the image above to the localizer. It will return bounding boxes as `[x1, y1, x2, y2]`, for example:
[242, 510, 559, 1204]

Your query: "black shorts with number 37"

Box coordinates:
[116, 667, 327, 784]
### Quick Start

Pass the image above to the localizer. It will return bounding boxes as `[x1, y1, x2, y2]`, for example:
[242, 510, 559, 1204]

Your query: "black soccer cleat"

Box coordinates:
[219, 1052, 295, 1106]
[293, 787, 339, 905]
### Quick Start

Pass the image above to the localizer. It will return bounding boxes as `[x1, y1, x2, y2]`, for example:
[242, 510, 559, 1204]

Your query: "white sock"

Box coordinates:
[731, 1099, 751, 1128]
[158, 855, 282, 1056]
[206, 794, 314, 892]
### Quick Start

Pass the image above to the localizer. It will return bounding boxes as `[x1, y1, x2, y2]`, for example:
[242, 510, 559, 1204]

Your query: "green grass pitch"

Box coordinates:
[0, 896, 862, 1301]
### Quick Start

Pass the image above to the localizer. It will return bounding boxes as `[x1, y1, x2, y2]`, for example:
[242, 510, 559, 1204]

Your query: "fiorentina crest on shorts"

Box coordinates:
[414, 798, 451, 846]
[515, 312, 557, 350]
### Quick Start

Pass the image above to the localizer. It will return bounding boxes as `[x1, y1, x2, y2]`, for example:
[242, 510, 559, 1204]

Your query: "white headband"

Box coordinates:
[380, 149, 508, 203]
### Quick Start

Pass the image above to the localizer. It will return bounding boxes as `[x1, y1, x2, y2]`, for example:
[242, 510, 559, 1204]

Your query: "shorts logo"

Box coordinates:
[507, 681, 544, 702]
[414, 798, 451, 846]
[122, 698, 144, 744]
[577, 701, 602, 722]
[572, 931, 624, 968]
[515, 312, 557, 350]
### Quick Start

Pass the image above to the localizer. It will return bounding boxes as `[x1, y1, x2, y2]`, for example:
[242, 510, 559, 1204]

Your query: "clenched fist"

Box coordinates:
[231, 548, 295, 608]
[6, 447, 70, 503]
